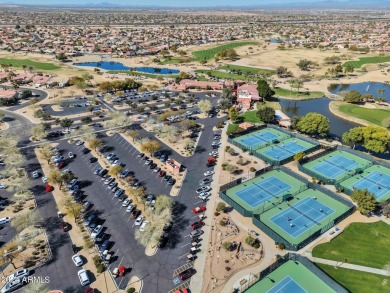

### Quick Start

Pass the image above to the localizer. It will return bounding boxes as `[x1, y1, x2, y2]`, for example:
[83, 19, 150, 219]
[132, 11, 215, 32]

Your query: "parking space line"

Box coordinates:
[180, 243, 191, 248]
[178, 253, 189, 259]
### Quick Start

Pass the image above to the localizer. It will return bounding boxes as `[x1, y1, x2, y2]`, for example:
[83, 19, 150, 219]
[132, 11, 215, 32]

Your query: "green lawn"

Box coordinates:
[159, 57, 191, 65]
[338, 103, 390, 127]
[218, 64, 275, 77]
[0, 58, 60, 70]
[192, 41, 257, 61]
[257, 100, 281, 110]
[317, 264, 390, 293]
[273, 87, 324, 99]
[195, 69, 256, 81]
[239, 110, 262, 123]
[107, 70, 179, 79]
[312, 222, 390, 269]
[343, 56, 390, 68]
[227, 123, 240, 135]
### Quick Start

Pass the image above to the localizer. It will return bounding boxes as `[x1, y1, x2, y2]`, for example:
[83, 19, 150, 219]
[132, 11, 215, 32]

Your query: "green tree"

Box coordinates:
[256, 79, 275, 100]
[81, 117, 93, 124]
[293, 152, 305, 162]
[344, 90, 363, 104]
[140, 140, 160, 155]
[296, 112, 330, 137]
[351, 189, 377, 215]
[198, 99, 212, 114]
[127, 130, 139, 142]
[109, 165, 124, 177]
[256, 107, 275, 123]
[216, 202, 226, 212]
[60, 118, 74, 129]
[228, 106, 240, 122]
[344, 64, 354, 75]
[297, 59, 313, 70]
[342, 126, 390, 153]
[31, 124, 46, 140]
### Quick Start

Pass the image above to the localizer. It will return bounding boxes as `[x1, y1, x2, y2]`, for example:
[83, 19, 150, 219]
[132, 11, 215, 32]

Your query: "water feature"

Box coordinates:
[279, 97, 357, 139]
[279, 97, 389, 159]
[74, 61, 180, 75]
[328, 82, 390, 102]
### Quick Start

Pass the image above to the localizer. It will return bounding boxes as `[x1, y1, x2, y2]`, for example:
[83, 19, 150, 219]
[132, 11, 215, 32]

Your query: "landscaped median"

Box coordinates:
[329, 101, 390, 127]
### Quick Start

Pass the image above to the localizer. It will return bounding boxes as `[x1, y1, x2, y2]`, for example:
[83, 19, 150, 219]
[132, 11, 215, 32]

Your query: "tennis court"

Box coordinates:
[224, 169, 305, 213]
[236, 177, 292, 208]
[340, 165, 390, 201]
[233, 128, 289, 151]
[259, 189, 350, 245]
[303, 150, 371, 182]
[270, 197, 335, 238]
[244, 260, 338, 293]
[255, 138, 317, 163]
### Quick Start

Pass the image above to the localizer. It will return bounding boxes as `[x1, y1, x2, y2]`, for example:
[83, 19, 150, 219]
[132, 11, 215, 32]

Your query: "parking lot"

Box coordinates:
[51, 106, 223, 292]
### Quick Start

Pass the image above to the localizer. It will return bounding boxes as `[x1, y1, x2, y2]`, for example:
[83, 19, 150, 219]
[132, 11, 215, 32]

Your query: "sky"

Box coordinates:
[0, 0, 351, 7]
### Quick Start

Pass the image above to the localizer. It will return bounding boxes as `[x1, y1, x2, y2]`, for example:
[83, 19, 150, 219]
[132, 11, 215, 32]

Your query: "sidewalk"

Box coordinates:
[305, 252, 390, 276]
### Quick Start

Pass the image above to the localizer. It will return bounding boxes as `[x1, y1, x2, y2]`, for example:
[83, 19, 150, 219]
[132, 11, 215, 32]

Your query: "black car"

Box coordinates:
[164, 175, 172, 181]
[168, 178, 176, 185]
[82, 148, 90, 154]
[149, 163, 157, 169]
[89, 157, 97, 163]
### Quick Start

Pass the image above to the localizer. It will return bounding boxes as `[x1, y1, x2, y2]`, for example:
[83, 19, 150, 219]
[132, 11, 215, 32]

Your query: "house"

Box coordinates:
[0, 89, 18, 104]
[236, 84, 260, 109]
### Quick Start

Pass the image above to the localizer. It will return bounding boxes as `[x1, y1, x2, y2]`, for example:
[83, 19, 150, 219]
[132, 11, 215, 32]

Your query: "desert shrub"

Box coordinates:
[222, 241, 232, 251]
[277, 243, 285, 250]
[216, 202, 226, 212]
[249, 167, 256, 172]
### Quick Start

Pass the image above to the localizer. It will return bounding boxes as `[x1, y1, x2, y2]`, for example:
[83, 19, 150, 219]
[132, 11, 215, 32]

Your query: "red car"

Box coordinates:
[192, 206, 206, 214]
[158, 170, 166, 177]
[191, 221, 204, 230]
[61, 221, 70, 232]
[56, 161, 65, 169]
[45, 184, 54, 192]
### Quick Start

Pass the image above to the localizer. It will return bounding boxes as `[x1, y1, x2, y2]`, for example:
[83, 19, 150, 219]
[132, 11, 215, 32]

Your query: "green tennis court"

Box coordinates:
[224, 170, 305, 213]
[259, 189, 350, 245]
[255, 138, 316, 162]
[303, 150, 372, 183]
[245, 260, 337, 293]
[232, 128, 290, 151]
[340, 165, 390, 201]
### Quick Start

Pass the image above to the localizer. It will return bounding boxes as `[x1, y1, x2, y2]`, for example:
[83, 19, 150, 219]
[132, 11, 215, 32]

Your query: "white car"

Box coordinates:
[8, 269, 30, 281]
[135, 215, 144, 226]
[126, 204, 135, 213]
[199, 192, 211, 200]
[72, 254, 83, 267]
[77, 269, 90, 286]
[122, 198, 131, 207]
[90, 225, 103, 239]
[32, 171, 39, 178]
[0, 217, 11, 225]
[196, 186, 211, 194]
[62, 129, 70, 134]
[139, 221, 149, 232]
[42, 176, 48, 184]
[0, 183, 7, 189]
[203, 170, 215, 177]
[1, 278, 23, 293]
[75, 140, 84, 146]
[68, 152, 74, 158]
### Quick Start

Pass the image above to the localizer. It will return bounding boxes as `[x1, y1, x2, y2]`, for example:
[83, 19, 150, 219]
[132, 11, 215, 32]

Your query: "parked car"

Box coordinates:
[31, 171, 39, 178]
[91, 225, 103, 239]
[42, 176, 48, 183]
[122, 198, 131, 207]
[75, 140, 84, 146]
[120, 169, 129, 178]
[190, 229, 203, 238]
[191, 221, 204, 230]
[158, 170, 166, 177]
[77, 269, 90, 286]
[8, 269, 30, 281]
[126, 204, 135, 213]
[130, 209, 140, 219]
[82, 148, 90, 154]
[0, 217, 11, 225]
[72, 255, 83, 267]
[178, 268, 196, 280]
[199, 177, 213, 186]
[192, 206, 206, 214]
[1, 278, 23, 293]
[196, 186, 211, 194]
[139, 221, 149, 232]
[94, 167, 102, 175]
[135, 215, 144, 226]
[203, 170, 214, 177]
[68, 152, 74, 158]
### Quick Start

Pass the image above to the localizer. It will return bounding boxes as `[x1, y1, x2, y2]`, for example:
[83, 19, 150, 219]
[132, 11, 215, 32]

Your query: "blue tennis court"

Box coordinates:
[235, 176, 292, 208]
[312, 155, 358, 179]
[270, 197, 335, 238]
[263, 141, 307, 161]
[237, 130, 279, 148]
[267, 276, 307, 293]
[351, 171, 390, 200]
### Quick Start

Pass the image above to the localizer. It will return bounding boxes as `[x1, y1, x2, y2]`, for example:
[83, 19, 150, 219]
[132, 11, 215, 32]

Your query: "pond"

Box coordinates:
[74, 61, 180, 75]
[279, 97, 389, 159]
[328, 82, 390, 102]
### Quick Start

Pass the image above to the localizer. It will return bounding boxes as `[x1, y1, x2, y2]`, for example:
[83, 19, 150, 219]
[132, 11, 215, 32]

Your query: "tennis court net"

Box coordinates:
[252, 182, 279, 199]
[362, 175, 390, 189]
[324, 159, 352, 172]
[288, 204, 321, 226]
